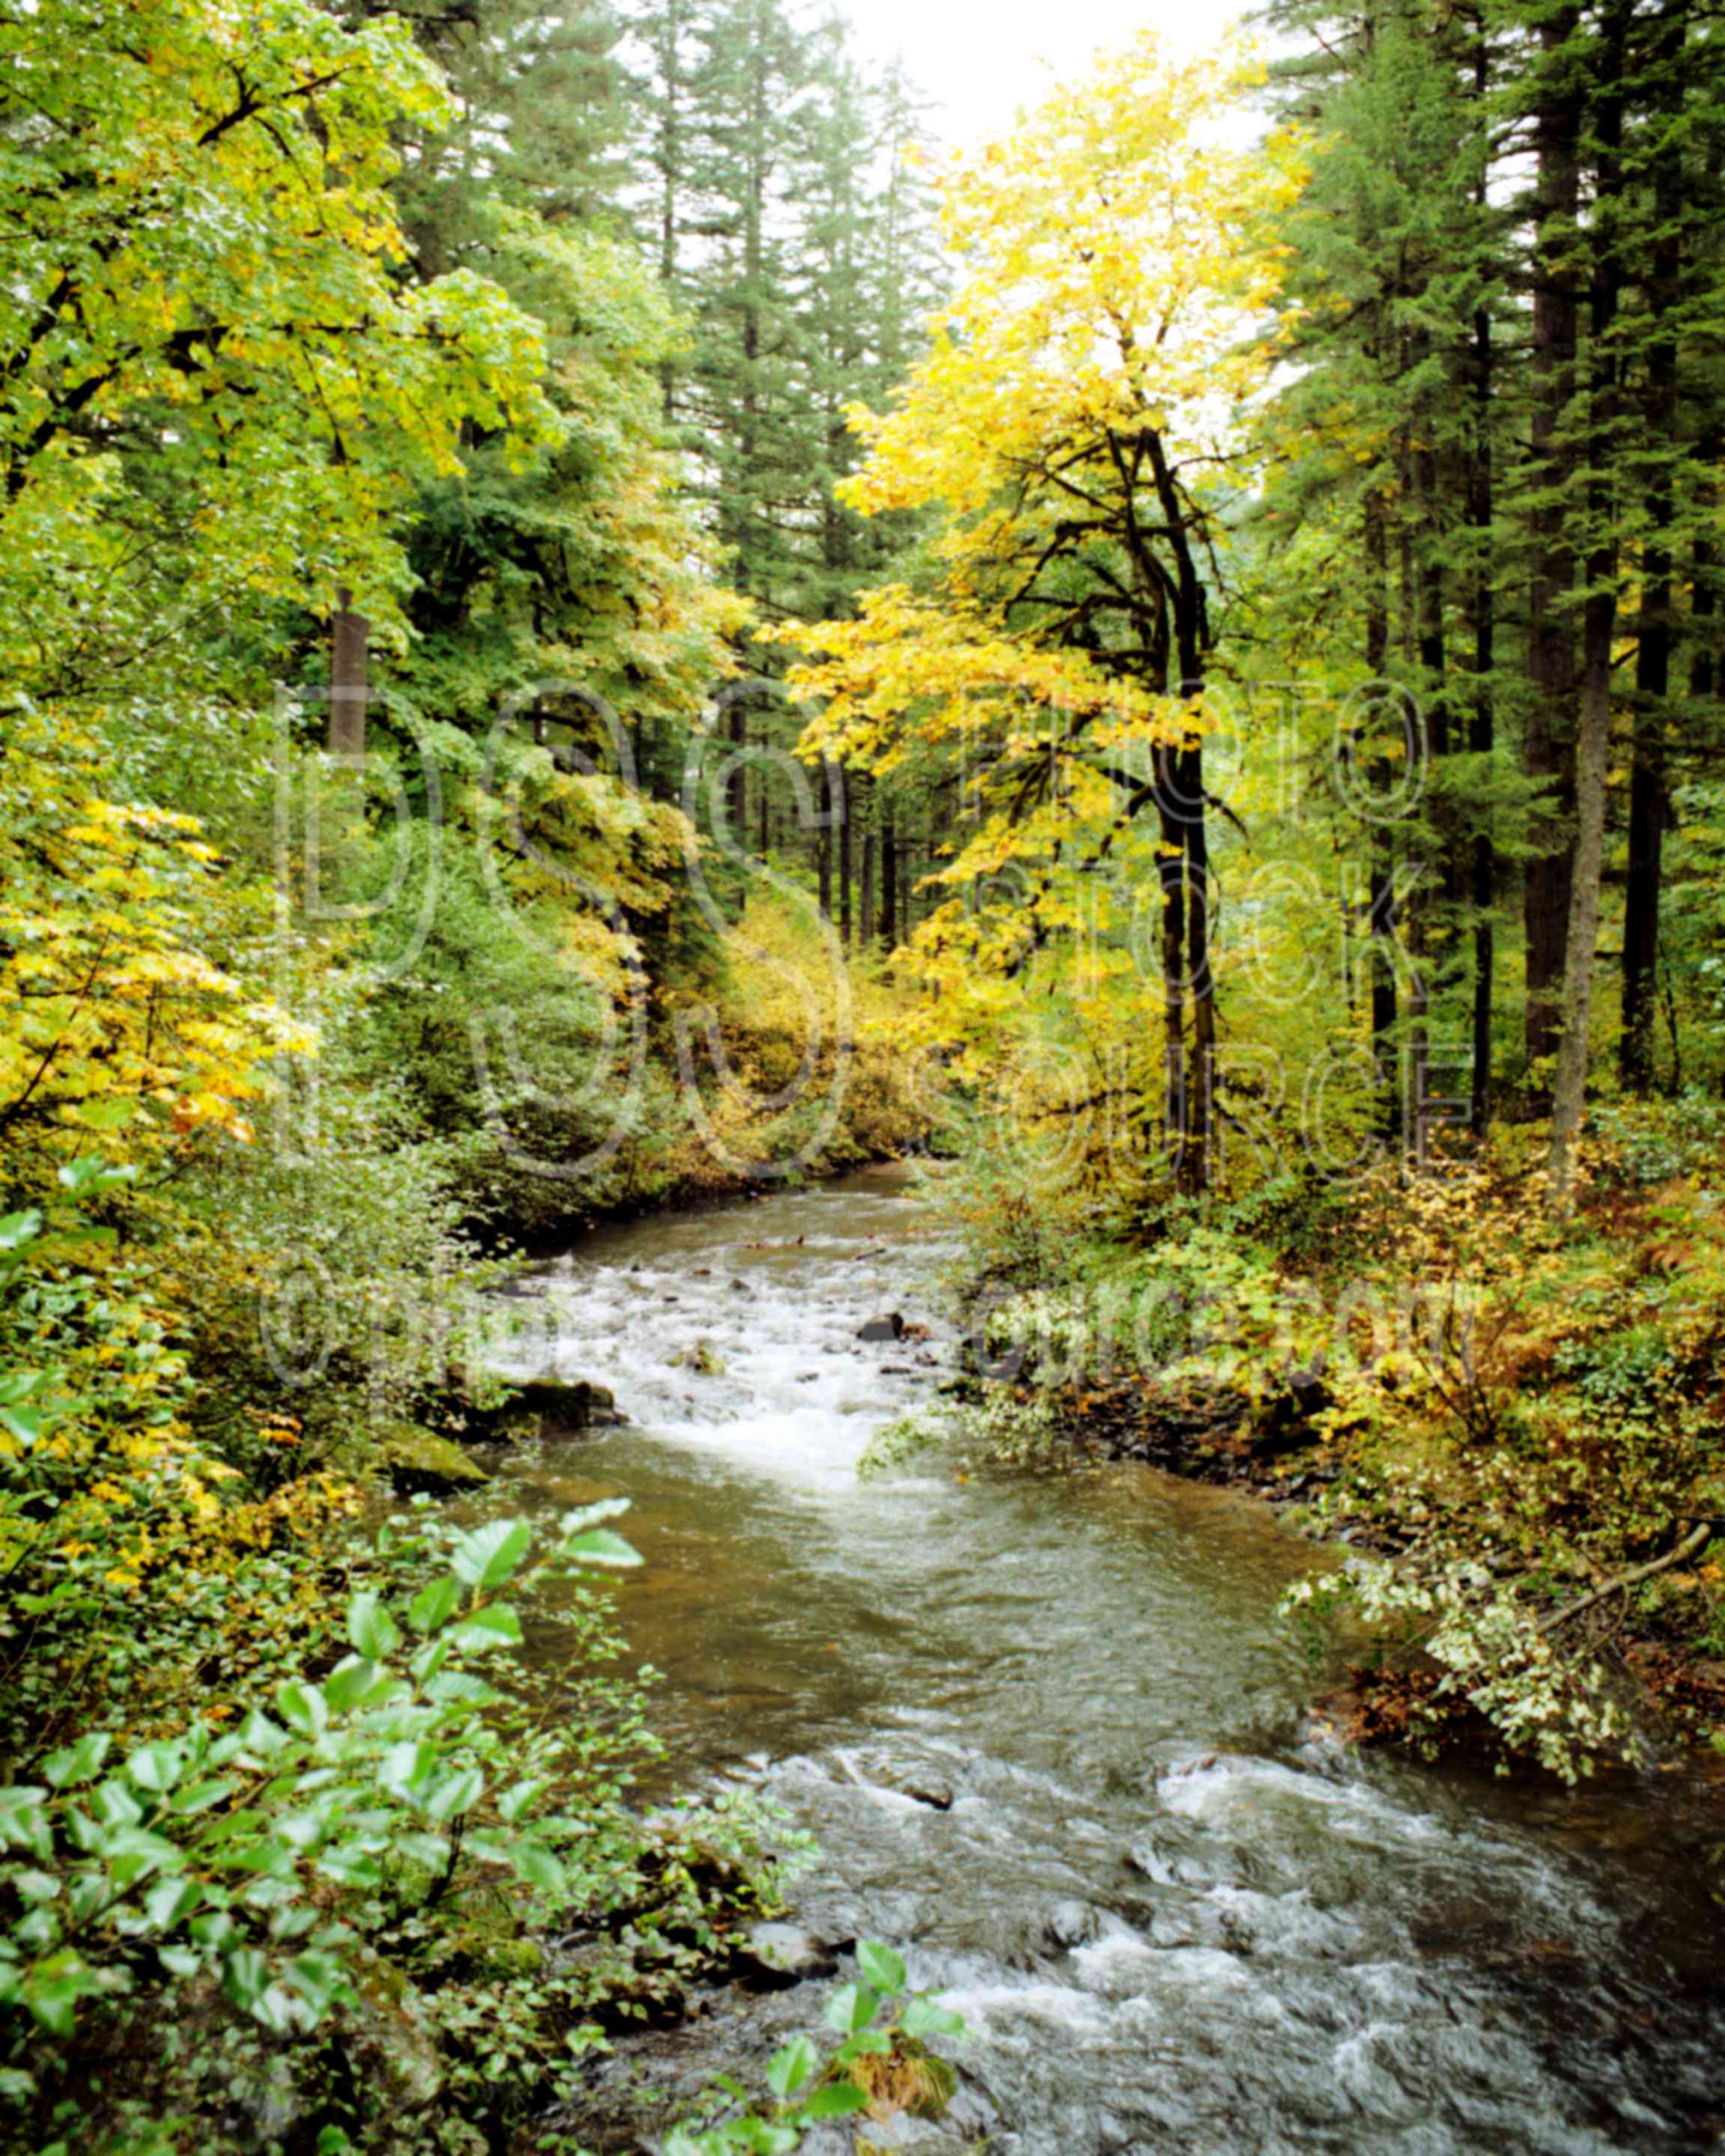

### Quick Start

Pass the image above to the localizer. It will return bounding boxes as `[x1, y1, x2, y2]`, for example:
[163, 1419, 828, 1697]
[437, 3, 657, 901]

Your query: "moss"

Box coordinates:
[377, 1422, 491, 1496]
[437, 1884, 547, 1979]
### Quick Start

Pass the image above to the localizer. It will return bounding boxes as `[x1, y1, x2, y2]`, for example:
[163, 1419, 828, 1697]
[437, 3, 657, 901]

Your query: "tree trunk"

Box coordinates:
[1620, 26, 1683, 1096]
[1143, 428, 1213, 1192]
[1411, 439, 1452, 1168]
[880, 803, 898, 954]
[654, 0, 687, 423]
[1621, 701, 1667, 1095]
[860, 824, 875, 946]
[728, 702, 746, 852]
[1524, 5, 1583, 1091]
[818, 761, 834, 922]
[1623, 491, 1673, 1097]
[838, 770, 853, 947]
[1550, 592, 1616, 1200]
[1688, 433, 1722, 707]
[1159, 776, 1188, 1175]
[1693, 519, 1718, 703]
[1470, 232, 1497, 1136]
[1364, 491, 1400, 1133]
[1185, 740, 1214, 1188]
[329, 591, 368, 761]
[1550, 5, 1624, 1205]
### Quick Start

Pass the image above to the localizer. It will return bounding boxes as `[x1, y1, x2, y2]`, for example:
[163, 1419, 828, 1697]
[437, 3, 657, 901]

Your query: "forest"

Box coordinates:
[5, 0, 1725, 2147]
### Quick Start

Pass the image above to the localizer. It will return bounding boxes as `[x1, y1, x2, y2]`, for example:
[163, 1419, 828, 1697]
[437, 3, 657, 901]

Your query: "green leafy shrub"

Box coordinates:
[0, 1506, 646, 2119]
[665, 1940, 966, 2156]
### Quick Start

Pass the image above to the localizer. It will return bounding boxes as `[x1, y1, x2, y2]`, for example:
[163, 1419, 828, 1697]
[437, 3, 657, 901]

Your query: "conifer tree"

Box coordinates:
[1261, 0, 1518, 1148]
[1259, 0, 1725, 1170]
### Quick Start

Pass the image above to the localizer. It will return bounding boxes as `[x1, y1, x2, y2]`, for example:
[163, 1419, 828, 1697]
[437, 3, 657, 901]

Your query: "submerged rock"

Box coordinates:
[898, 1776, 955, 1812]
[1044, 1897, 1105, 1949]
[674, 1342, 725, 1377]
[737, 1921, 840, 1987]
[451, 1375, 624, 1443]
[453, 1401, 543, 1447]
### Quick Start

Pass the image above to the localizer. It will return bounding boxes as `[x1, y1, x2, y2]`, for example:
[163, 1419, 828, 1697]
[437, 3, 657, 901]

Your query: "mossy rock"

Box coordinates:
[455, 1402, 542, 1446]
[673, 1342, 725, 1377]
[380, 1422, 492, 1497]
[346, 1952, 444, 2111]
[473, 1933, 544, 1979]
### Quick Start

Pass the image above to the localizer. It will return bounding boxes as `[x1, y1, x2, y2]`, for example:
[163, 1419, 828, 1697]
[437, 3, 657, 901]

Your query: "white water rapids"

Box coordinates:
[474, 1166, 1725, 2154]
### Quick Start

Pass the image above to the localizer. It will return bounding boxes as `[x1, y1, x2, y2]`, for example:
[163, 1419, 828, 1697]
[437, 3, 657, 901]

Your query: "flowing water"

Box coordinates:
[483, 1166, 1725, 2154]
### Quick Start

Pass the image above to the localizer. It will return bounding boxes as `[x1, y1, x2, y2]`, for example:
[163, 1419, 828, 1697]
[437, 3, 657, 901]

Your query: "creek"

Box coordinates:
[484, 1165, 1725, 2154]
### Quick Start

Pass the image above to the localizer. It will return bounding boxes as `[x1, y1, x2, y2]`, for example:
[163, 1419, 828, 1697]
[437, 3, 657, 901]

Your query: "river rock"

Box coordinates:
[379, 1422, 492, 1496]
[507, 1376, 623, 1434]
[788, 2133, 856, 2156]
[854, 2119, 974, 2155]
[897, 1776, 955, 1811]
[1247, 1368, 1333, 1459]
[1125, 1824, 1228, 1891]
[944, 2085, 1002, 2138]
[858, 1313, 906, 1343]
[424, 1365, 624, 1445]
[1044, 1897, 1105, 1949]
[737, 1922, 840, 1986]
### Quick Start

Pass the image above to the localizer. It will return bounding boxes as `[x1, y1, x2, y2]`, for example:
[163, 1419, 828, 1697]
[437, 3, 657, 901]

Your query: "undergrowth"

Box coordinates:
[939, 1101, 1725, 1781]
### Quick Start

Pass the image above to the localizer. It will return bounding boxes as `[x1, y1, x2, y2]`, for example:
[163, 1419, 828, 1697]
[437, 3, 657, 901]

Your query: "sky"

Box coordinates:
[838, 0, 1247, 151]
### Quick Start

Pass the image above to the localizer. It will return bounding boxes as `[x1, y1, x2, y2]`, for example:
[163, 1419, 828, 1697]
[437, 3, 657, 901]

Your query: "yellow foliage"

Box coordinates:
[654, 892, 934, 1190]
[782, 35, 1309, 1185]
[0, 740, 308, 1191]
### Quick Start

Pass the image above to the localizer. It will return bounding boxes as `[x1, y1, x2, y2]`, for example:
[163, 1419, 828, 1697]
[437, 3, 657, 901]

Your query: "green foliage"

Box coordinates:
[950, 1389, 1064, 1471]
[0, 0, 553, 733]
[0, 0, 949, 2142]
[950, 1112, 1725, 1776]
[1590, 1091, 1725, 1187]
[0, 1506, 629, 2042]
[29, 0, 1725, 2137]
[0, 1470, 812, 2151]
[857, 1412, 948, 1480]
[390, 213, 743, 749]
[634, 0, 945, 616]
[663, 1945, 966, 2156]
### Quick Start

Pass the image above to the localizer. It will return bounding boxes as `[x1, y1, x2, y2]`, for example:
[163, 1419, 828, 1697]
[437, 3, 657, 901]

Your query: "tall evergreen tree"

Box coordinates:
[1261, 0, 1518, 1150]
[624, 0, 942, 623]
[1261, 0, 1725, 1175]
[367, 0, 631, 265]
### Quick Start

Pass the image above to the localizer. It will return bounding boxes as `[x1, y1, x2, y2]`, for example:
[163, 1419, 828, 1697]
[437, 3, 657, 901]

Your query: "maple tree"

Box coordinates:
[0, 0, 556, 735]
[788, 37, 1306, 1191]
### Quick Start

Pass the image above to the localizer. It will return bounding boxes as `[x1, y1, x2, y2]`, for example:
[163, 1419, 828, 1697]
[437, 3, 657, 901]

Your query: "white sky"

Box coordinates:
[835, 0, 1247, 151]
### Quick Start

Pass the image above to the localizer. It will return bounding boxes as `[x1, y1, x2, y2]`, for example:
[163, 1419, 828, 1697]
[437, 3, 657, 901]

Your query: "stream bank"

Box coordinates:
[472, 1166, 1725, 2153]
